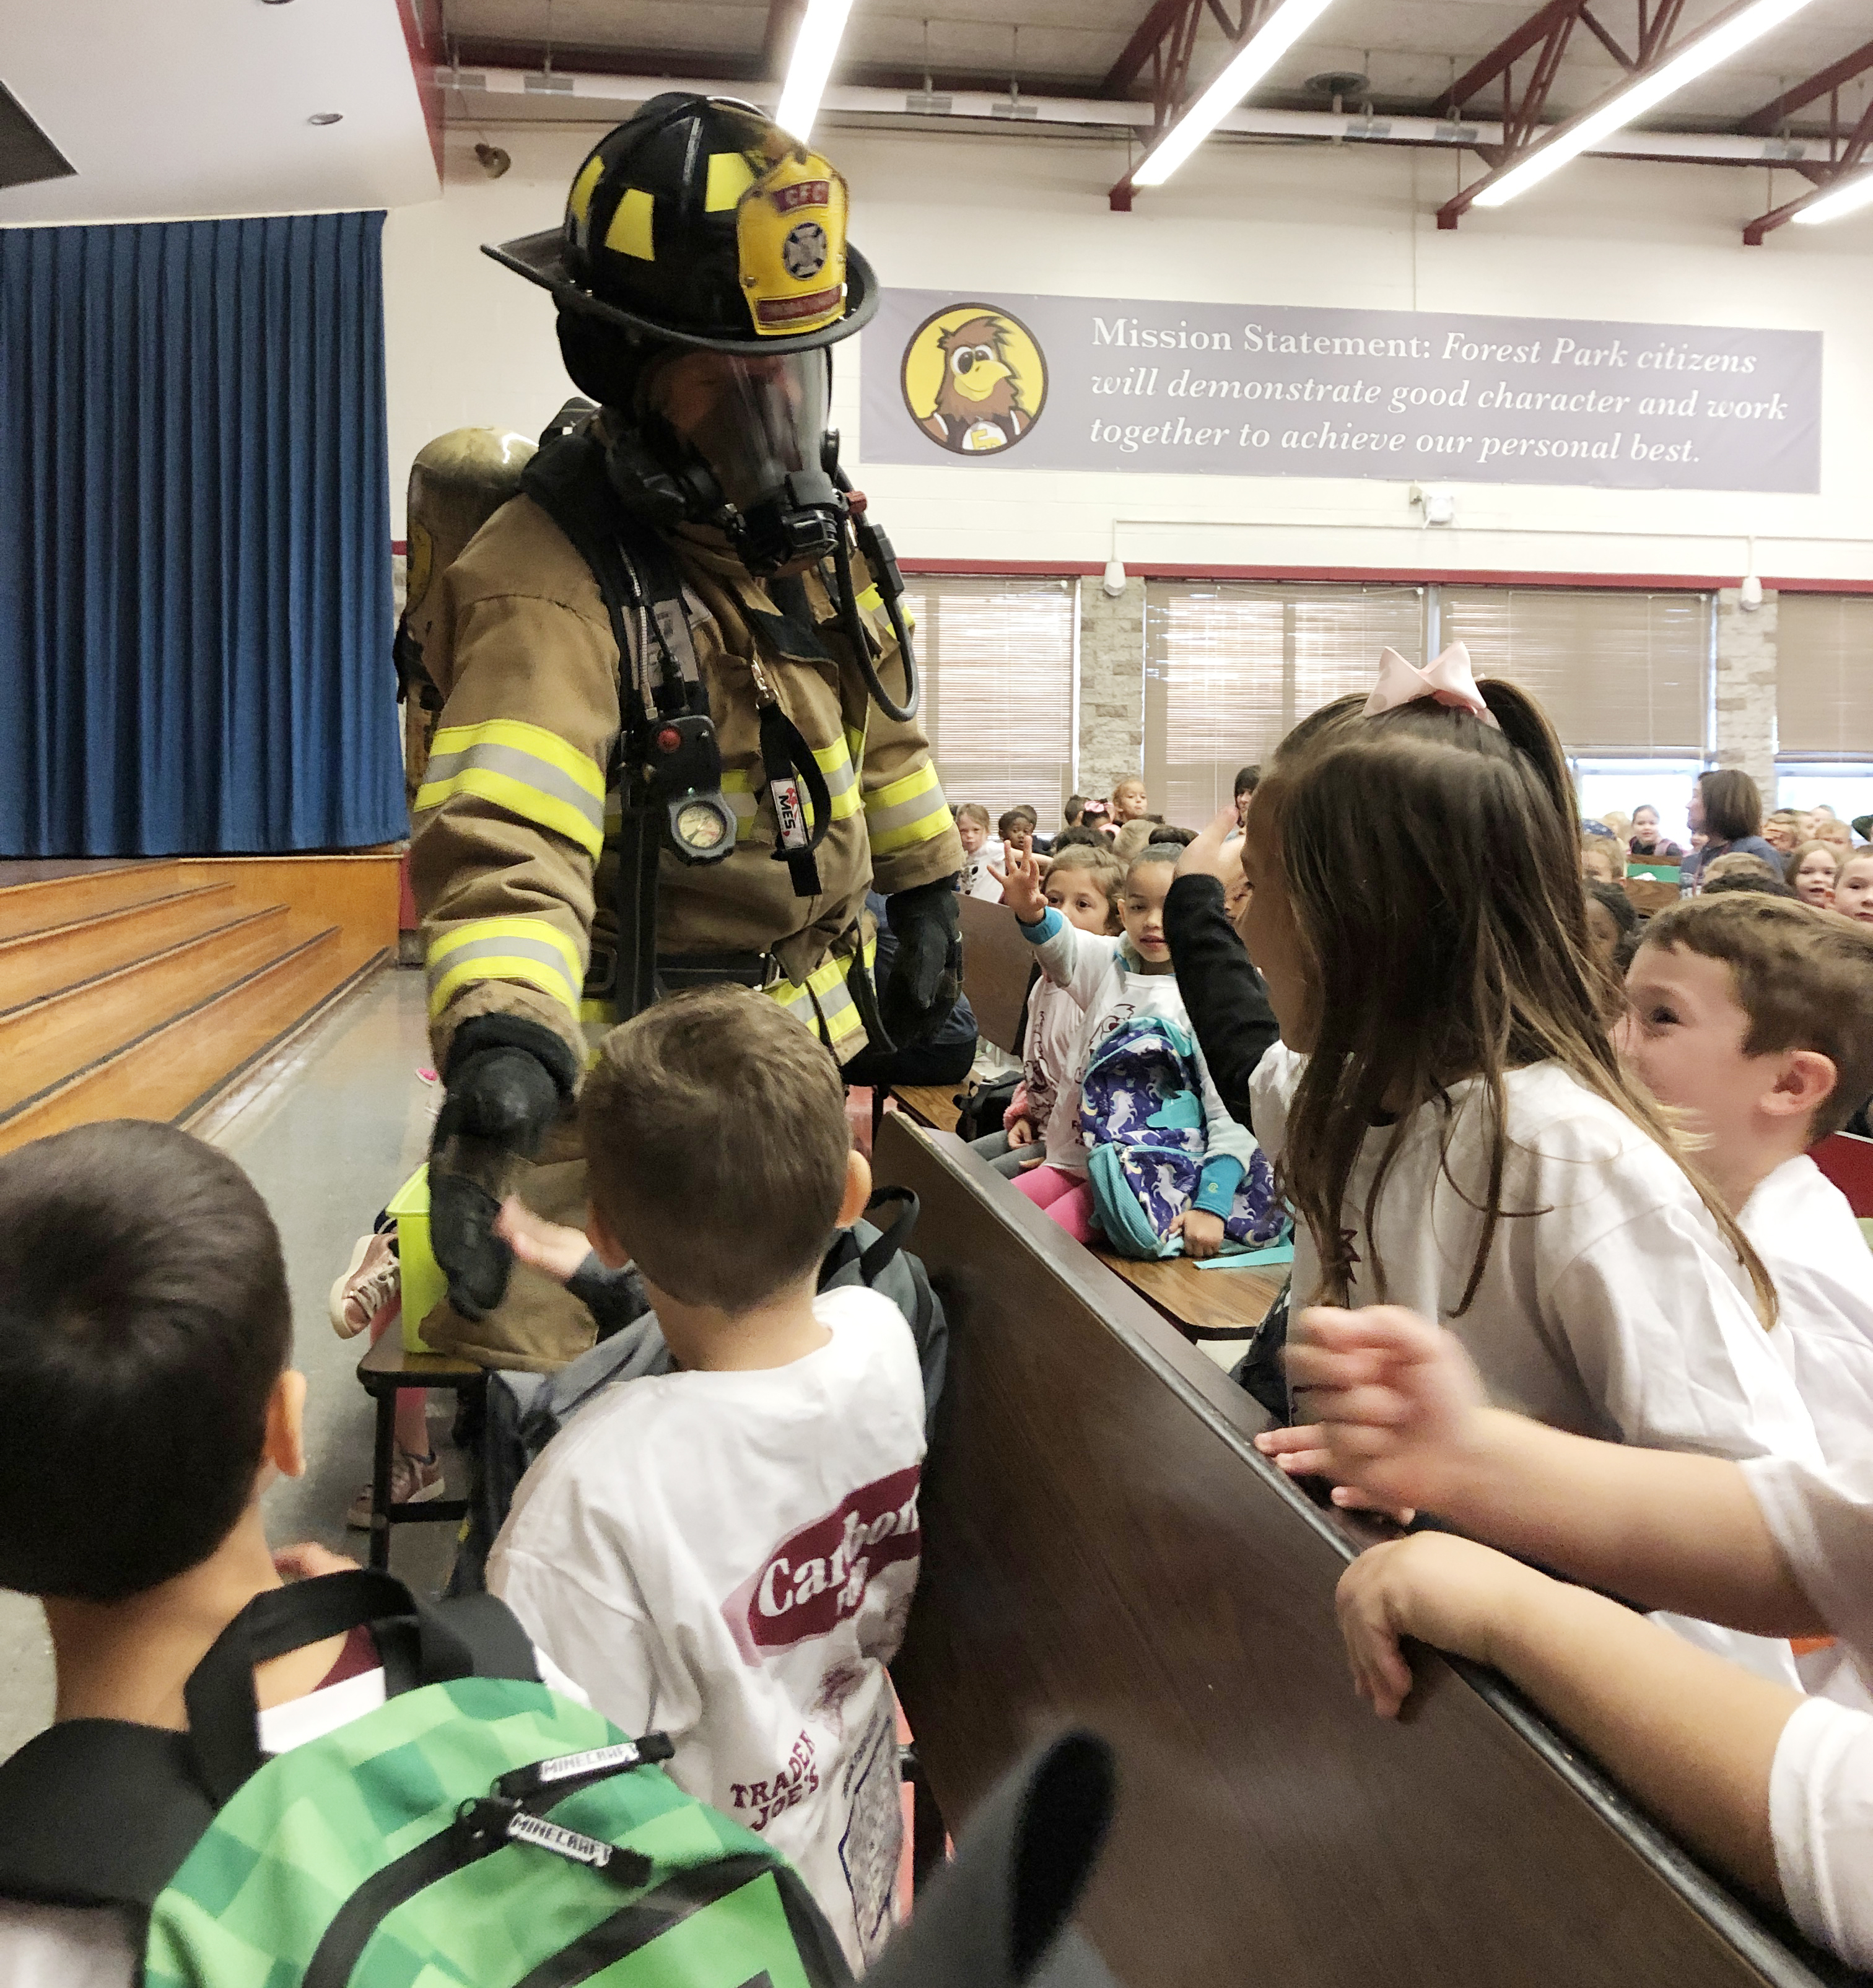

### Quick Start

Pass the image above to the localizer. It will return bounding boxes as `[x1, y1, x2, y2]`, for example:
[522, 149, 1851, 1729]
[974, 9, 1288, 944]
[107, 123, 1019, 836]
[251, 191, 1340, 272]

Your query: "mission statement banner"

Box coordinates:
[860, 289, 1821, 493]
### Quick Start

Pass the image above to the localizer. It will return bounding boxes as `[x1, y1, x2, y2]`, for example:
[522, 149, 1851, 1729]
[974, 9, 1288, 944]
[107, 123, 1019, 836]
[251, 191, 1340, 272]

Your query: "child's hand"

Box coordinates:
[1007, 1117, 1036, 1147]
[1265, 1305, 1491, 1514]
[1337, 1533, 1545, 1717]
[1177, 803, 1248, 887]
[990, 845, 1048, 925]
[495, 1196, 597, 1286]
[1170, 1208, 1225, 1260]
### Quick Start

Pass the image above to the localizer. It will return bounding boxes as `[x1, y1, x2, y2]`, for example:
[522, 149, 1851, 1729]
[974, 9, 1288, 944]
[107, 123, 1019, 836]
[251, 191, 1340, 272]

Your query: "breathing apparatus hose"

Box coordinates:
[831, 523, 919, 726]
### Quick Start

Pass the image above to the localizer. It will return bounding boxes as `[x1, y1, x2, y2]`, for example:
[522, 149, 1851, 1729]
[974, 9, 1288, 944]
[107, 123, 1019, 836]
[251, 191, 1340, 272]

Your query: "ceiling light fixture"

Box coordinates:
[776, 0, 858, 142]
[1792, 163, 1873, 225]
[1472, 0, 1822, 208]
[1130, 0, 1342, 188]
[307, 111, 343, 126]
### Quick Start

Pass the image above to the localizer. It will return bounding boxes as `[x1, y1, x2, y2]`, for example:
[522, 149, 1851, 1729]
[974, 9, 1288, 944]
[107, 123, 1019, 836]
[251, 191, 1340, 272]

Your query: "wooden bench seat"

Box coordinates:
[873, 1115, 1851, 1988]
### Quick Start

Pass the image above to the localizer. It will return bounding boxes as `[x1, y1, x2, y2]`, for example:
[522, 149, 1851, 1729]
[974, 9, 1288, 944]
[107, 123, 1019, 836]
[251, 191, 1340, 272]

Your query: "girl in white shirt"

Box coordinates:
[1239, 649, 1816, 1468]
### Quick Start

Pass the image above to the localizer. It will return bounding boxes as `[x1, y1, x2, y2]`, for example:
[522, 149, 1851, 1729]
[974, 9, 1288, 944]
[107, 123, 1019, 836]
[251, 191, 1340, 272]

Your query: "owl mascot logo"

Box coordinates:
[901, 304, 1047, 456]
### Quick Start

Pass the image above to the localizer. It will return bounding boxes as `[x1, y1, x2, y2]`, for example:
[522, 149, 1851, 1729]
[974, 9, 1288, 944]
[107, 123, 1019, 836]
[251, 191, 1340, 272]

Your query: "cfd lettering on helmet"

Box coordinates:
[722, 1466, 922, 1663]
[768, 180, 832, 216]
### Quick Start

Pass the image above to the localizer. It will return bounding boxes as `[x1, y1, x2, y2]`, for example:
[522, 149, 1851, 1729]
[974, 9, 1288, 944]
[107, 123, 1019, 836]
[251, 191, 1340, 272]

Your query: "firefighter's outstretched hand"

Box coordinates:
[990, 845, 1047, 924]
[881, 878, 963, 1045]
[429, 1023, 572, 1321]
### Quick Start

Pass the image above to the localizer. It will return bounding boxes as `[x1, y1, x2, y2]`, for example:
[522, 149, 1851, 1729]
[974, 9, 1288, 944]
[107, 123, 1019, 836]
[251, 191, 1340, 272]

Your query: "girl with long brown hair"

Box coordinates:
[1242, 648, 1817, 1475]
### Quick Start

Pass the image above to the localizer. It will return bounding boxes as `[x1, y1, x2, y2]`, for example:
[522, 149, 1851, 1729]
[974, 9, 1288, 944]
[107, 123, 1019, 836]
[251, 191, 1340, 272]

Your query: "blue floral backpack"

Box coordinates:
[1079, 1015, 1289, 1259]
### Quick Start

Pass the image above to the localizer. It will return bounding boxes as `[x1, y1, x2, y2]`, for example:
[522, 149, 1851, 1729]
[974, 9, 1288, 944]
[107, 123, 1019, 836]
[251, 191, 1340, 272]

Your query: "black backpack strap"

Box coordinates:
[857, 1185, 920, 1284]
[436, 1591, 541, 1684]
[0, 1720, 212, 1912]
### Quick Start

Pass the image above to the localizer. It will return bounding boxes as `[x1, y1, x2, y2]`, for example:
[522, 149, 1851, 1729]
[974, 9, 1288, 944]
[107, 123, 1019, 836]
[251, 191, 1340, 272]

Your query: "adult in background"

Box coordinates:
[1233, 764, 1261, 827]
[1683, 770, 1780, 891]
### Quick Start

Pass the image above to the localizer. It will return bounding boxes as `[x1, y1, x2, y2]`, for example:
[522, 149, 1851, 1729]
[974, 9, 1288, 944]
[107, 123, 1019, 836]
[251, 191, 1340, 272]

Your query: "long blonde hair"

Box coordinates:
[1255, 682, 1775, 1323]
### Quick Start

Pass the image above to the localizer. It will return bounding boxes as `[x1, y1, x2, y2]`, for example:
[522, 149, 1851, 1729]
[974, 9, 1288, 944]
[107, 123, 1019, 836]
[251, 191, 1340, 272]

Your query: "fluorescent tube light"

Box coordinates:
[1473, 0, 1821, 207]
[1792, 165, 1873, 225]
[1131, 0, 1341, 187]
[776, 0, 858, 141]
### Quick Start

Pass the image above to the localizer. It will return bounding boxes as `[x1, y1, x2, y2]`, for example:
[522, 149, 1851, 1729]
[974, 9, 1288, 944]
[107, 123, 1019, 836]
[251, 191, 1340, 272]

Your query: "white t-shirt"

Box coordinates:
[1026, 915, 1260, 1184]
[1742, 1157, 1873, 1467]
[1251, 1046, 1820, 1464]
[960, 838, 1004, 902]
[487, 1286, 926, 1973]
[1742, 1455, 1873, 1967]
[1019, 973, 1089, 1147]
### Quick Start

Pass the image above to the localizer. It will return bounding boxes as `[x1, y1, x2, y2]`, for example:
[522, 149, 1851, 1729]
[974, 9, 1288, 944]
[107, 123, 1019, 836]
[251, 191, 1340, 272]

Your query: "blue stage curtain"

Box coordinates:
[0, 212, 403, 854]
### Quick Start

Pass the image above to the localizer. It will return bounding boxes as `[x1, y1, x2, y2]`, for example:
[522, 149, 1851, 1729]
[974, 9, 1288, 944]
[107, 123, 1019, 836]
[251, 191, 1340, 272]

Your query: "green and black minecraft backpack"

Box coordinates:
[0, 1569, 850, 1988]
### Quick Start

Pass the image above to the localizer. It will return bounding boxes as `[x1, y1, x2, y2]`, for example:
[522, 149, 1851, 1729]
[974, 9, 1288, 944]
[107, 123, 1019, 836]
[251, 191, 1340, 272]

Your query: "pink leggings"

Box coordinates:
[1011, 1163, 1098, 1243]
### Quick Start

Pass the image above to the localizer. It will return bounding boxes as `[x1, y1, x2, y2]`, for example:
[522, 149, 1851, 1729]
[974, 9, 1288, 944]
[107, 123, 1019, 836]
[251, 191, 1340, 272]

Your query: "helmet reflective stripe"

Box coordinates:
[567, 153, 605, 239]
[605, 190, 655, 262]
[705, 152, 757, 211]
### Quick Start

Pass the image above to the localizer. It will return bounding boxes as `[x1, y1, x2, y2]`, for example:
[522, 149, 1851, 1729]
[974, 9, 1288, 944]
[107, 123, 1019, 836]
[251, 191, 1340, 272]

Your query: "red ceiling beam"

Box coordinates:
[1106, 0, 1279, 210]
[1744, 87, 1873, 242]
[1438, 0, 1711, 229]
[1739, 35, 1873, 135]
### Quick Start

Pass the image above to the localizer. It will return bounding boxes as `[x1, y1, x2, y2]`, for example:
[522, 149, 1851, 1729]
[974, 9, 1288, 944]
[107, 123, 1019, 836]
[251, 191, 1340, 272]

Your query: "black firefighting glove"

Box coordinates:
[430, 1015, 580, 1322]
[880, 877, 964, 1046]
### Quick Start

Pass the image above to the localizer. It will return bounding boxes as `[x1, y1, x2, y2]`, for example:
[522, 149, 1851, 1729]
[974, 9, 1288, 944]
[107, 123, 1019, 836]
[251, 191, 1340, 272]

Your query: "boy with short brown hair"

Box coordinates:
[487, 987, 926, 1972]
[1618, 892, 1873, 1466]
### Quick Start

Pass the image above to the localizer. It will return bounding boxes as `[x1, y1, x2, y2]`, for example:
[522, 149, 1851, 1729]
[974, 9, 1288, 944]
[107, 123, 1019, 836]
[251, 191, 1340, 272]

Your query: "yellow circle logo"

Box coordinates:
[901, 303, 1047, 456]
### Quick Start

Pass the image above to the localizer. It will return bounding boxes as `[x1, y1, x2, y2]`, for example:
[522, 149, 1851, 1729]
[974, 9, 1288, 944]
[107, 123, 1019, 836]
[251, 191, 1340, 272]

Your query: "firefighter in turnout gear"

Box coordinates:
[408, 95, 964, 1362]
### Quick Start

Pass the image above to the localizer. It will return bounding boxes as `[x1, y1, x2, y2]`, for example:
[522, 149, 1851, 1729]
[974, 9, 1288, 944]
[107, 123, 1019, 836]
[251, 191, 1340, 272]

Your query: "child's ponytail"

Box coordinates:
[1477, 679, 1578, 832]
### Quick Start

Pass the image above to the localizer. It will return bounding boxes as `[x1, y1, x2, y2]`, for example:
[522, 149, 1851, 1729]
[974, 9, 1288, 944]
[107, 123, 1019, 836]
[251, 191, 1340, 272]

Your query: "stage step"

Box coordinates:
[0, 907, 294, 1118]
[0, 861, 181, 943]
[0, 883, 243, 1009]
[0, 926, 363, 1154]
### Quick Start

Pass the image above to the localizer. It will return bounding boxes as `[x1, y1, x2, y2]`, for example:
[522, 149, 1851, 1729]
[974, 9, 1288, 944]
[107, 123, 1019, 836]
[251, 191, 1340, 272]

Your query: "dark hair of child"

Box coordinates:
[1049, 826, 1104, 852]
[1256, 685, 1773, 1322]
[0, 1121, 292, 1602]
[1146, 824, 1198, 848]
[1234, 765, 1262, 800]
[1702, 870, 1799, 900]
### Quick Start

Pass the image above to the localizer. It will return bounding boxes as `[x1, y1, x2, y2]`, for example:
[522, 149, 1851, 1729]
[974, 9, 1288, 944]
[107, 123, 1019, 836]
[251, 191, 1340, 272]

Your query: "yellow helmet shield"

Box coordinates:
[735, 148, 850, 339]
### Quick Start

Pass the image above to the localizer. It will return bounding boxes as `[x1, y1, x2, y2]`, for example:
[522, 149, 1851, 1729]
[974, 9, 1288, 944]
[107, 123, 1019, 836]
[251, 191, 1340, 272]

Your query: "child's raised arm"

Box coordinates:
[1265, 1306, 1817, 1635]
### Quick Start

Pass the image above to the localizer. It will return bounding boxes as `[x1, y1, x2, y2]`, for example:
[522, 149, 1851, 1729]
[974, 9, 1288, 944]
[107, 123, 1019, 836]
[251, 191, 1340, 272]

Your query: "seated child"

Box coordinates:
[1616, 893, 1873, 1465]
[970, 844, 1124, 1179]
[485, 987, 925, 1973]
[1833, 847, 1873, 925]
[956, 803, 1003, 900]
[0, 1120, 414, 1987]
[992, 843, 1263, 1258]
[1281, 1302, 1873, 1975]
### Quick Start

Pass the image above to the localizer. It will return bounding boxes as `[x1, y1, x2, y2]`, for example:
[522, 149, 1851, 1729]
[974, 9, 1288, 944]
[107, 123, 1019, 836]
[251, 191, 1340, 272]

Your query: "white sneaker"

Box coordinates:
[330, 1231, 399, 1340]
[345, 1447, 443, 1530]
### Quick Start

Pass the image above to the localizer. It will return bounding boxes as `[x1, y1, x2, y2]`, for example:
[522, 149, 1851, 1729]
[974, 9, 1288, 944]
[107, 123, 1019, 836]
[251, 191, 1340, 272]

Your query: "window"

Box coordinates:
[1572, 759, 1702, 850]
[1143, 583, 1423, 826]
[897, 576, 1078, 828]
[1776, 596, 1873, 818]
[1438, 588, 1712, 757]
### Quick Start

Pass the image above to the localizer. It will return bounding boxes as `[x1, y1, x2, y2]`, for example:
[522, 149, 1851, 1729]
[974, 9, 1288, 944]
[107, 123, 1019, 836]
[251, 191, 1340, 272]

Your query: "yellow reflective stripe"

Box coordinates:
[870, 800, 954, 856]
[813, 736, 861, 822]
[567, 154, 605, 230]
[428, 720, 604, 799]
[581, 998, 618, 1025]
[762, 940, 876, 1046]
[426, 917, 585, 1021]
[705, 151, 758, 210]
[416, 767, 603, 861]
[866, 762, 939, 815]
[606, 188, 655, 259]
[417, 720, 606, 861]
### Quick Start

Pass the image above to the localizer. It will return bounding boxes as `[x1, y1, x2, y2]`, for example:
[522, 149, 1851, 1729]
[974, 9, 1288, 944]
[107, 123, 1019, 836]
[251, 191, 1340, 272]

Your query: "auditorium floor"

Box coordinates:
[0, 966, 455, 1755]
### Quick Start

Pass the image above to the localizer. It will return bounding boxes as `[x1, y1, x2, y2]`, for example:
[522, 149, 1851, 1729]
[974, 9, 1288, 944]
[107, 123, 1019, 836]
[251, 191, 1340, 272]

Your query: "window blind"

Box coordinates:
[1776, 594, 1873, 758]
[1143, 583, 1423, 825]
[1438, 588, 1710, 755]
[897, 576, 1078, 827]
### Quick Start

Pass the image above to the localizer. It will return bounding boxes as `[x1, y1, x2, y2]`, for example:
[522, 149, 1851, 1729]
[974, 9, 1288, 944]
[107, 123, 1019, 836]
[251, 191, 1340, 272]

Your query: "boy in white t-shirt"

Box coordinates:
[1280, 1303, 1873, 1975]
[487, 986, 926, 1973]
[1616, 893, 1873, 1465]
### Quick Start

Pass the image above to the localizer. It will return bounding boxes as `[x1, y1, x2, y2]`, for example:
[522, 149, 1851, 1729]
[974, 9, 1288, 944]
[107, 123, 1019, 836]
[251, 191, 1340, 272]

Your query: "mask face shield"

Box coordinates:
[639, 349, 837, 572]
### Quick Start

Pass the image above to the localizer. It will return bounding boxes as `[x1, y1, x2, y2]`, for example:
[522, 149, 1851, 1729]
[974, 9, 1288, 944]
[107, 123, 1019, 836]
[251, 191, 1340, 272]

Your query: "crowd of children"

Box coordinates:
[13, 677, 1873, 1979]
